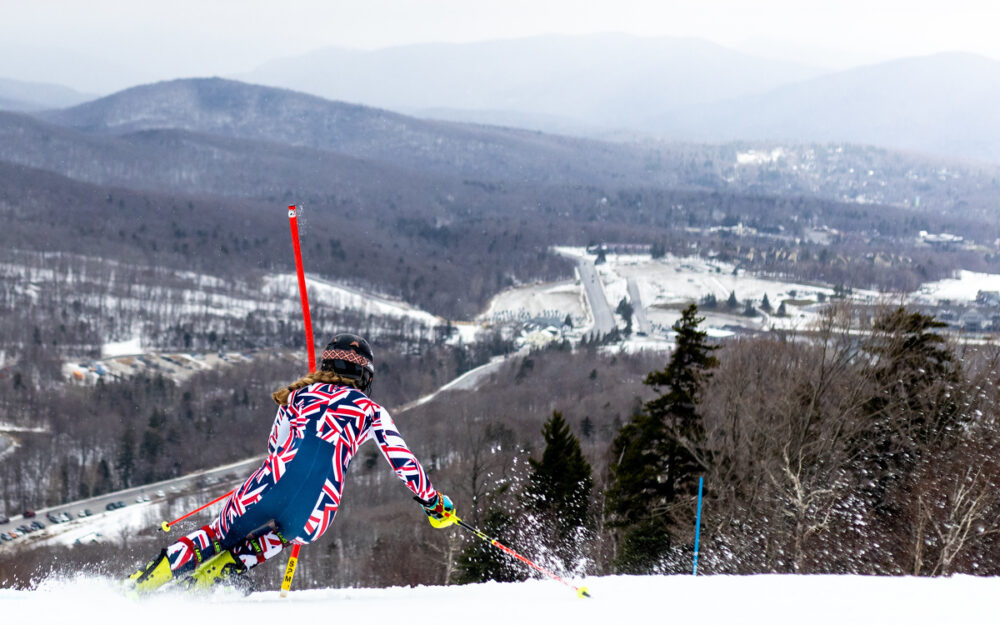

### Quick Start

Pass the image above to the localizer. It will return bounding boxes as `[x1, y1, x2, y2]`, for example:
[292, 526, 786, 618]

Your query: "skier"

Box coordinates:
[125, 333, 455, 593]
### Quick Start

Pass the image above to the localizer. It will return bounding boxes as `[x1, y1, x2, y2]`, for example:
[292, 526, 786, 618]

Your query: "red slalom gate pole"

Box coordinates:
[281, 205, 314, 597]
[287, 205, 316, 371]
[454, 517, 591, 598]
[160, 489, 235, 533]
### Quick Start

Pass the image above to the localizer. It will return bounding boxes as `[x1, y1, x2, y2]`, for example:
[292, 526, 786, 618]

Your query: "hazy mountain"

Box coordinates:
[655, 53, 1000, 163]
[242, 34, 826, 131]
[244, 39, 1000, 164]
[36, 77, 700, 187]
[0, 77, 94, 111]
[733, 38, 883, 72]
[0, 95, 31, 111]
[19, 77, 1000, 219]
[0, 108, 429, 199]
[0, 44, 149, 95]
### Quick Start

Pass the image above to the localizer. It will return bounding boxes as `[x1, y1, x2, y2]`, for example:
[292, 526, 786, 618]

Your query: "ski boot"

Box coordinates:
[187, 549, 252, 594]
[124, 549, 173, 596]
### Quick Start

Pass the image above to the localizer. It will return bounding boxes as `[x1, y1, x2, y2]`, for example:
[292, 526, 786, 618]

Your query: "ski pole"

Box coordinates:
[160, 489, 234, 532]
[453, 516, 591, 598]
[280, 204, 315, 597]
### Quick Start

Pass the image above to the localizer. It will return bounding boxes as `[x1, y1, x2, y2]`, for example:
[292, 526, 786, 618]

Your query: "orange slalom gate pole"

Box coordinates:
[281, 205, 315, 597]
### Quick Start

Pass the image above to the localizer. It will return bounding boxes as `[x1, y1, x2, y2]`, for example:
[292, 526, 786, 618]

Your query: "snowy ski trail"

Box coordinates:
[2, 573, 998, 624]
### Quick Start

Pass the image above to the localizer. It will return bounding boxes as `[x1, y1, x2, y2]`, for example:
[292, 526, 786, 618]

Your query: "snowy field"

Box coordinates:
[912, 270, 1000, 304]
[485, 247, 1000, 345]
[3, 573, 998, 625]
[485, 248, 860, 341]
[480, 278, 587, 325]
[592, 251, 840, 334]
[262, 273, 441, 328]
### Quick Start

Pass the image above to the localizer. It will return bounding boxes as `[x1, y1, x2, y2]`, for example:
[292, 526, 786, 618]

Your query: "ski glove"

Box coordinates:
[416, 493, 457, 529]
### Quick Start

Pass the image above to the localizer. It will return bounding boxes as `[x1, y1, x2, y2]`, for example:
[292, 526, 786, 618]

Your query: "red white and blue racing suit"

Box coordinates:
[164, 382, 437, 572]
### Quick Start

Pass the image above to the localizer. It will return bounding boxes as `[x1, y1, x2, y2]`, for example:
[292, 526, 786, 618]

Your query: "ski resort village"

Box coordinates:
[37, 244, 1000, 390]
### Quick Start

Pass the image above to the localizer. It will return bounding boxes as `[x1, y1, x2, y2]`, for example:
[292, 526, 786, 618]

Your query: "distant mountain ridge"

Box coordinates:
[16, 77, 1000, 217]
[7, 35, 1000, 163]
[655, 52, 1000, 163]
[242, 33, 826, 129]
[41, 77, 425, 141]
[0, 108, 432, 199]
[37, 77, 692, 187]
[239, 35, 1000, 164]
[0, 77, 94, 112]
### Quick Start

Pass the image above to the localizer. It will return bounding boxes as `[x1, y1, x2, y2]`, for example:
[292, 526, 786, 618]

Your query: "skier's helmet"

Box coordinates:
[320, 333, 375, 395]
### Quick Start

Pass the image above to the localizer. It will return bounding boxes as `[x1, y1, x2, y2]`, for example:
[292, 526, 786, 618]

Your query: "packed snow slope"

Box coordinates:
[2, 573, 997, 624]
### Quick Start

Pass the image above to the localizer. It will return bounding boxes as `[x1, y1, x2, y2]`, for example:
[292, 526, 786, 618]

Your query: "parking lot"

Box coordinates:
[0, 457, 261, 547]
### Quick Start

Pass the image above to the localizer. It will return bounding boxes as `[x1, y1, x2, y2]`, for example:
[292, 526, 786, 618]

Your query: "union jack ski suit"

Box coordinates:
[164, 382, 438, 572]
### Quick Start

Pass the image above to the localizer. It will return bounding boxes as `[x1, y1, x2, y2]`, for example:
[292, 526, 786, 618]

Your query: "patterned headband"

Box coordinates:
[321, 349, 369, 368]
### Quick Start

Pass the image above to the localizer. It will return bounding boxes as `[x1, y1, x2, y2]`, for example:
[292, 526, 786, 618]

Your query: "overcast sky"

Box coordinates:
[1, 0, 997, 94]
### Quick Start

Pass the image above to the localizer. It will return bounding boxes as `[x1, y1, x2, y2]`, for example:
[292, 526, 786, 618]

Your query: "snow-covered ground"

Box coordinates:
[262, 274, 442, 328]
[912, 270, 1000, 304]
[480, 279, 587, 326]
[485, 248, 873, 344]
[0, 422, 48, 433]
[0, 423, 47, 462]
[3, 572, 998, 625]
[101, 337, 143, 358]
[594, 251, 840, 334]
[0, 433, 16, 461]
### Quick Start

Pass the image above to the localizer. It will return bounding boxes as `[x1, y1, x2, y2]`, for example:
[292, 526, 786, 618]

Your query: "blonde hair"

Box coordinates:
[272, 370, 357, 405]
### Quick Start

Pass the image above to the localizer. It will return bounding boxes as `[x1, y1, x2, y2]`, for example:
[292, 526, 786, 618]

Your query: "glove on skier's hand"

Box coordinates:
[415, 493, 457, 529]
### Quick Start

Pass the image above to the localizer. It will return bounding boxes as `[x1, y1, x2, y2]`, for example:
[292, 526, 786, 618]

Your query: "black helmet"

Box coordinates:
[320, 333, 375, 395]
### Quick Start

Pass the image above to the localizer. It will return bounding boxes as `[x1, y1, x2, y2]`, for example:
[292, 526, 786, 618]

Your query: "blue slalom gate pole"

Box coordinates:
[693, 476, 704, 575]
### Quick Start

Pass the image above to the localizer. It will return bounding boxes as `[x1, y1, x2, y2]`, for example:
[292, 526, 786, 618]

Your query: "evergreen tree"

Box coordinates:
[854, 308, 963, 510]
[116, 425, 136, 488]
[95, 459, 113, 496]
[726, 290, 738, 309]
[761, 293, 772, 312]
[605, 304, 718, 573]
[776, 301, 787, 317]
[523, 411, 594, 570]
[140, 408, 167, 483]
[616, 297, 634, 336]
